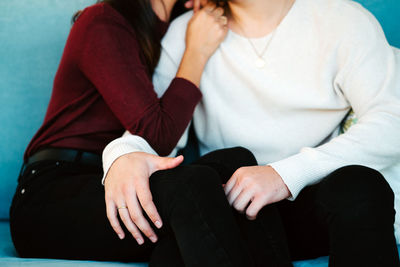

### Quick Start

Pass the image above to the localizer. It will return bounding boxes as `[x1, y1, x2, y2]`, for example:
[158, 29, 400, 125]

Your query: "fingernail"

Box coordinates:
[118, 233, 124, 240]
[150, 236, 158, 243]
[155, 221, 162, 229]
[136, 238, 144, 245]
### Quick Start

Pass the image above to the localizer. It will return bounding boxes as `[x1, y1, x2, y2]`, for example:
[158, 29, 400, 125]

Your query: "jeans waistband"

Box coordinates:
[20, 148, 102, 179]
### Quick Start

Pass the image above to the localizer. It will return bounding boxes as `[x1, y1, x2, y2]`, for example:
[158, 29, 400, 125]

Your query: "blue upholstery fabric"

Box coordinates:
[0, 0, 96, 220]
[0, 0, 399, 221]
[0, 220, 398, 266]
[353, 0, 400, 46]
[0, 221, 147, 267]
[0, 0, 399, 266]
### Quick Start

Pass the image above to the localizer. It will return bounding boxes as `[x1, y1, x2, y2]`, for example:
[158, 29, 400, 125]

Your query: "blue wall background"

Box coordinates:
[0, 0, 95, 219]
[0, 0, 399, 219]
[354, 0, 400, 46]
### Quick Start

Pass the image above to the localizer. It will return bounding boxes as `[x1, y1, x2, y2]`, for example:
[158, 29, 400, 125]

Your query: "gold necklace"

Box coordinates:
[233, 0, 290, 69]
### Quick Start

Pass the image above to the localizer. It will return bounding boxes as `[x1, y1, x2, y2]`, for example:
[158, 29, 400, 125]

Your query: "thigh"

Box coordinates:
[150, 164, 253, 267]
[277, 186, 330, 261]
[189, 151, 292, 266]
[10, 161, 153, 261]
[278, 165, 399, 264]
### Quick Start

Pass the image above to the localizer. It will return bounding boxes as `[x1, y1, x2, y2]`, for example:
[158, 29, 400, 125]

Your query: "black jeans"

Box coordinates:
[10, 147, 399, 266]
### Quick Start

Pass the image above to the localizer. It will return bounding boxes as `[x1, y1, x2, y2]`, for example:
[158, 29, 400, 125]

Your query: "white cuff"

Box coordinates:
[101, 134, 157, 185]
[269, 147, 347, 200]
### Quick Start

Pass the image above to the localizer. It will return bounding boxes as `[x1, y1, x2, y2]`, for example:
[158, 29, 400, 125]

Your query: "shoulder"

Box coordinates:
[160, 11, 193, 64]
[169, 10, 193, 31]
[74, 2, 133, 32]
[162, 11, 193, 44]
[307, 0, 386, 43]
[298, 0, 391, 64]
[162, 11, 193, 49]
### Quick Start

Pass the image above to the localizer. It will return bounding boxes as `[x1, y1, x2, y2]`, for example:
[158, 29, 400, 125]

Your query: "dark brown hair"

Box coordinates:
[74, 0, 165, 75]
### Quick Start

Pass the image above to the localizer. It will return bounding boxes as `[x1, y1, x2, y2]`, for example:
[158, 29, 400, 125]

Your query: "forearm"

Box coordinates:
[127, 77, 200, 156]
[176, 49, 208, 87]
[270, 105, 400, 199]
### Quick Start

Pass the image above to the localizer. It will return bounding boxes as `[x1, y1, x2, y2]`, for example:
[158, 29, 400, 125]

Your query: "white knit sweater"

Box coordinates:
[103, 0, 400, 241]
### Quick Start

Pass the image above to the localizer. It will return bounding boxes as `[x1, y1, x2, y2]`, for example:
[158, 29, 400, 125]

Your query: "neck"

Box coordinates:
[151, 0, 176, 22]
[228, 0, 295, 38]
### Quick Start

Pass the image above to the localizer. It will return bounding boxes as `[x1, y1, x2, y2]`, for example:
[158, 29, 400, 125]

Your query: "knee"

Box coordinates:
[193, 147, 257, 183]
[150, 165, 221, 198]
[322, 165, 393, 203]
[319, 165, 394, 223]
[227, 146, 258, 166]
[200, 146, 257, 167]
[149, 165, 225, 218]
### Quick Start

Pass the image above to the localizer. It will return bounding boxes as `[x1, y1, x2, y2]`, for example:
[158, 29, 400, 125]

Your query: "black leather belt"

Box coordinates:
[18, 148, 102, 184]
[25, 148, 102, 167]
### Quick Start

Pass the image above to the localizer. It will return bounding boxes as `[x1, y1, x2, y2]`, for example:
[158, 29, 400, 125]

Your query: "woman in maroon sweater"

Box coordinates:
[9, 0, 227, 263]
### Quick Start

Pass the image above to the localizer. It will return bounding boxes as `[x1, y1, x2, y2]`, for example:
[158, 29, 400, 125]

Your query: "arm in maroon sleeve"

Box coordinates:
[78, 13, 202, 156]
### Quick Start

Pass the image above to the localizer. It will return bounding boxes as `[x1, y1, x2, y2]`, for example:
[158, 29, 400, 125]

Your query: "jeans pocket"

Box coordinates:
[12, 161, 63, 214]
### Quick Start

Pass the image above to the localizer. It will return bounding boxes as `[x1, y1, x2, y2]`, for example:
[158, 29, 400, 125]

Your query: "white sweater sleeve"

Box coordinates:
[101, 132, 158, 184]
[270, 12, 400, 199]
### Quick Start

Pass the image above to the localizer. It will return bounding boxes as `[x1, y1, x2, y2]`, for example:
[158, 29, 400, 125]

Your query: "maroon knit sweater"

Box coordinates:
[25, 3, 201, 159]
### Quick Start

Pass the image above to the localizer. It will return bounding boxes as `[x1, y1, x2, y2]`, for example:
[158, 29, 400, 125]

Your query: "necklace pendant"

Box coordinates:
[255, 58, 266, 69]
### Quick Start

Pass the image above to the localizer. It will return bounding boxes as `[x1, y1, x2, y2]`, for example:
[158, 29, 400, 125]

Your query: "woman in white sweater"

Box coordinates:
[103, 0, 400, 265]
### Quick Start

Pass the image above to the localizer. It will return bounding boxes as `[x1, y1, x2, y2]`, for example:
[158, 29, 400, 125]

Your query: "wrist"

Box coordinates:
[182, 48, 209, 67]
[267, 165, 292, 199]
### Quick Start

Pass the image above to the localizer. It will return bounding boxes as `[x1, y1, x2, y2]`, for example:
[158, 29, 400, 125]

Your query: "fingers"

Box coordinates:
[184, 1, 194, 9]
[163, 155, 184, 169]
[210, 7, 227, 28]
[117, 206, 145, 244]
[203, 2, 215, 11]
[136, 180, 163, 229]
[224, 170, 238, 196]
[226, 175, 261, 218]
[194, 0, 201, 12]
[211, 6, 224, 17]
[125, 193, 158, 243]
[204, 5, 224, 19]
[218, 16, 228, 27]
[226, 180, 243, 205]
[154, 155, 184, 171]
[185, 0, 228, 60]
[232, 189, 254, 213]
[185, 0, 209, 11]
[246, 196, 265, 220]
[106, 200, 125, 240]
[104, 152, 167, 246]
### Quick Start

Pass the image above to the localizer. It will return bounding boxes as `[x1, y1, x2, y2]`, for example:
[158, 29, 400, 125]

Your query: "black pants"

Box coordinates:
[10, 147, 399, 266]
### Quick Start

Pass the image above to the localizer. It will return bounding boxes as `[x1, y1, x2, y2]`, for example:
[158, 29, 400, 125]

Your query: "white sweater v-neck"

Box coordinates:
[103, 0, 400, 240]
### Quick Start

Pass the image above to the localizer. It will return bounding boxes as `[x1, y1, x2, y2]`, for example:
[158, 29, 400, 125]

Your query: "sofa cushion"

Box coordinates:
[0, 0, 399, 220]
[0, 220, 147, 267]
[0, 0, 95, 220]
[0, 220, 398, 266]
[0, 0, 400, 266]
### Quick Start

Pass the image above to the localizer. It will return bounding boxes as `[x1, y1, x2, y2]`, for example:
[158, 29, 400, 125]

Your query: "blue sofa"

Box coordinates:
[0, 1, 399, 266]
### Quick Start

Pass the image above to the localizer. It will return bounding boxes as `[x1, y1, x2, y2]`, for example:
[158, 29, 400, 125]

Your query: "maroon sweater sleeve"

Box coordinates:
[79, 11, 202, 156]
